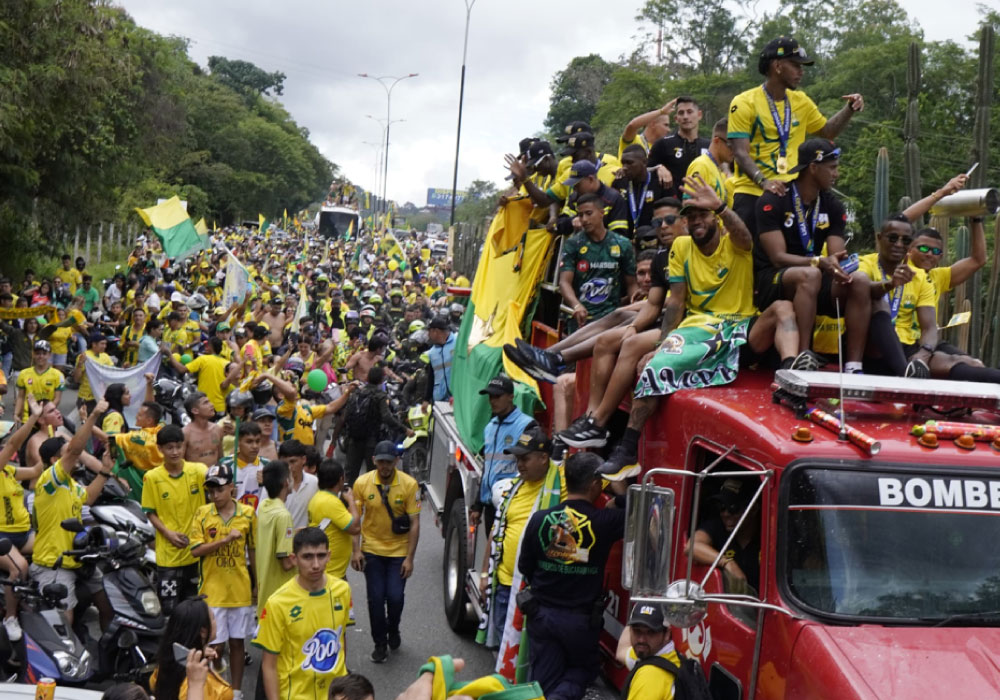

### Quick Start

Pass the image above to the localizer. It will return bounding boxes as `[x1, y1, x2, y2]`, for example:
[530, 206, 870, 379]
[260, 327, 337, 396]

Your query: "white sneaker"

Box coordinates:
[3, 616, 21, 642]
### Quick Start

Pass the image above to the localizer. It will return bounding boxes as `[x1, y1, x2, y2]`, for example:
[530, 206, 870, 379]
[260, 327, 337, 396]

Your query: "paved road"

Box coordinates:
[242, 507, 498, 699]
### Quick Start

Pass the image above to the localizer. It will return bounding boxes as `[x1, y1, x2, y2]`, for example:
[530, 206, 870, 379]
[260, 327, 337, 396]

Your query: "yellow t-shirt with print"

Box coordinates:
[141, 462, 208, 568]
[63, 268, 83, 294]
[102, 411, 126, 435]
[0, 465, 31, 532]
[252, 574, 353, 700]
[16, 367, 65, 421]
[497, 478, 544, 586]
[189, 501, 256, 608]
[163, 327, 188, 352]
[859, 253, 936, 346]
[77, 350, 114, 401]
[121, 324, 144, 366]
[353, 470, 420, 558]
[926, 266, 951, 320]
[255, 497, 295, 617]
[308, 490, 355, 579]
[667, 233, 756, 326]
[276, 401, 328, 446]
[727, 86, 827, 196]
[183, 319, 201, 347]
[624, 642, 681, 700]
[114, 426, 164, 472]
[32, 459, 86, 568]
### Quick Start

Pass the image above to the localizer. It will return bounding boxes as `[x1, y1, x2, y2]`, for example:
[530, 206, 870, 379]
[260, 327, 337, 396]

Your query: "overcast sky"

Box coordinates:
[115, 0, 983, 209]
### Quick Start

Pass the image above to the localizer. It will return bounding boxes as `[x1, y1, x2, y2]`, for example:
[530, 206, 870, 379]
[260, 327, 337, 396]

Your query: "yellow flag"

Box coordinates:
[194, 218, 209, 236]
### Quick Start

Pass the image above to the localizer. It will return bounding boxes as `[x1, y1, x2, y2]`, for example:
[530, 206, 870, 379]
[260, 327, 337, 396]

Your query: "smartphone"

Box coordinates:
[840, 253, 860, 275]
[966, 162, 979, 178]
[172, 642, 190, 664]
[107, 439, 120, 464]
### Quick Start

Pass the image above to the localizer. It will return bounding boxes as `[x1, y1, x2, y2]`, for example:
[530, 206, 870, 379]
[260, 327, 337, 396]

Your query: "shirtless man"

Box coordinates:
[258, 297, 288, 349]
[26, 401, 104, 481]
[182, 392, 222, 465]
[345, 334, 401, 384]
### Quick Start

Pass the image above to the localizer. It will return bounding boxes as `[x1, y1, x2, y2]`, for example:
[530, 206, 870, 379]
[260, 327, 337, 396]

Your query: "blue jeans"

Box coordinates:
[363, 553, 406, 646]
[492, 584, 511, 643]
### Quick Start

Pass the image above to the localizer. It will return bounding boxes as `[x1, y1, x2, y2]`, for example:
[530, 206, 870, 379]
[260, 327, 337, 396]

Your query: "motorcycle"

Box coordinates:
[78, 471, 158, 585]
[0, 540, 94, 684]
[61, 519, 164, 684]
[400, 404, 432, 483]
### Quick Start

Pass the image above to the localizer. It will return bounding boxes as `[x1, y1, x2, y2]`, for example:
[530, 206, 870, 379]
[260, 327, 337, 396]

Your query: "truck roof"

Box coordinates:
[661, 369, 1000, 470]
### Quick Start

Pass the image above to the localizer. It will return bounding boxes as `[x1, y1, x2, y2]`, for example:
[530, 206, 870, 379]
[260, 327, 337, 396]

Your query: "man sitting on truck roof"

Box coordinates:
[600, 175, 805, 479]
[860, 215, 1000, 384]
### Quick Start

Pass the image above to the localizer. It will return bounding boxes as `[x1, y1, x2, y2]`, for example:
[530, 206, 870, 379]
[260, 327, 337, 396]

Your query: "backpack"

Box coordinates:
[621, 654, 713, 700]
[343, 387, 380, 440]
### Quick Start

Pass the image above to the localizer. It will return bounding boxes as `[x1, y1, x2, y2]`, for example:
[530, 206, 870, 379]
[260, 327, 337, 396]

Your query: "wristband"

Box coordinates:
[713, 202, 726, 215]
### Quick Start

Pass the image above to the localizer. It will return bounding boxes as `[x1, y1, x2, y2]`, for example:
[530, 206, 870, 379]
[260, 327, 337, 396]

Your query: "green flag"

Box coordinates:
[136, 197, 207, 259]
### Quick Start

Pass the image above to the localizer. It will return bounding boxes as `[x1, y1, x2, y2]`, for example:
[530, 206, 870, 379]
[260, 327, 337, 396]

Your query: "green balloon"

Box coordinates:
[180, 353, 193, 365]
[306, 369, 328, 392]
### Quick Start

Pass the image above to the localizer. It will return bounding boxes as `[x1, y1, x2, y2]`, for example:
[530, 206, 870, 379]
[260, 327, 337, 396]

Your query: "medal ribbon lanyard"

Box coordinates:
[762, 85, 791, 170]
[790, 183, 820, 255]
[878, 262, 904, 320]
[628, 171, 650, 226]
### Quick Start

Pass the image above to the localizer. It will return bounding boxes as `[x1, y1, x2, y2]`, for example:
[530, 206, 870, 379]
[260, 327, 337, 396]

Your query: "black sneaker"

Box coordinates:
[370, 644, 388, 663]
[599, 444, 640, 481]
[790, 350, 825, 372]
[388, 631, 401, 650]
[511, 338, 564, 384]
[905, 358, 931, 379]
[559, 415, 608, 448]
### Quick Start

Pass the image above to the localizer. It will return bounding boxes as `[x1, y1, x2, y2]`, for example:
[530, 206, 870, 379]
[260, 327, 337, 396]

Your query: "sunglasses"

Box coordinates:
[720, 503, 742, 515]
[651, 215, 679, 228]
[884, 233, 913, 245]
[915, 244, 943, 255]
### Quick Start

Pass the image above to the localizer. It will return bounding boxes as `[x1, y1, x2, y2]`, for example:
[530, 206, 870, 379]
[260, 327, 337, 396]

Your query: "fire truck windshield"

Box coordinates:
[783, 465, 1000, 623]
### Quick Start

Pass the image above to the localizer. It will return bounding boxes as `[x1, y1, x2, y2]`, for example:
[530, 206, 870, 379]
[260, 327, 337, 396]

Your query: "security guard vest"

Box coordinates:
[427, 332, 456, 402]
[480, 408, 536, 506]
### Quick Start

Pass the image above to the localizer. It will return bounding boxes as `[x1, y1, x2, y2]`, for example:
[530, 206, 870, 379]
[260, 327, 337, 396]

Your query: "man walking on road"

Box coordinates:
[350, 441, 420, 663]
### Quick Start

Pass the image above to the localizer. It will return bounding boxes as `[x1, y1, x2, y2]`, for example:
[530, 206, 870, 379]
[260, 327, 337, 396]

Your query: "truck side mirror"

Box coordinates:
[622, 483, 675, 597]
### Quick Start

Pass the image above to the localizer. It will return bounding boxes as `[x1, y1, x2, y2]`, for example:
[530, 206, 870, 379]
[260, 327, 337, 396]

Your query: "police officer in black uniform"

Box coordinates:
[517, 452, 625, 700]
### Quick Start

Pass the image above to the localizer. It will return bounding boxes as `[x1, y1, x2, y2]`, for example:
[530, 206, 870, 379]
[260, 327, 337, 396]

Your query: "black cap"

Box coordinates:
[628, 603, 666, 630]
[789, 138, 841, 174]
[205, 464, 234, 487]
[562, 159, 599, 186]
[428, 315, 450, 331]
[526, 141, 555, 168]
[555, 120, 592, 143]
[758, 36, 813, 75]
[635, 225, 659, 249]
[710, 478, 751, 511]
[518, 137, 538, 156]
[504, 426, 552, 456]
[373, 440, 398, 461]
[479, 375, 514, 396]
[560, 132, 595, 156]
[252, 407, 275, 421]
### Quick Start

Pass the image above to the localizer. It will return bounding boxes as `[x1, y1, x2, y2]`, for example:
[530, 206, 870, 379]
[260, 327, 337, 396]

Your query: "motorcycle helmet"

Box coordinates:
[369, 294, 383, 305]
[250, 380, 273, 407]
[360, 289, 373, 303]
[389, 288, 403, 298]
[345, 310, 360, 323]
[188, 293, 209, 311]
[408, 319, 426, 333]
[449, 303, 464, 316]
[226, 390, 254, 416]
[360, 305, 376, 318]
[343, 280, 355, 292]
[409, 329, 430, 348]
[284, 356, 306, 379]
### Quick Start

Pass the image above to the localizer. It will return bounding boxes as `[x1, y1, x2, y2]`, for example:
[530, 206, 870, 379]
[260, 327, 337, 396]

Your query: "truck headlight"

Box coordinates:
[141, 589, 161, 615]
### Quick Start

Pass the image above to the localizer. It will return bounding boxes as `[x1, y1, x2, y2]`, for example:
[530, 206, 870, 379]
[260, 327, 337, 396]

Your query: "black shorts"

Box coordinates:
[0, 531, 31, 550]
[732, 193, 760, 237]
[158, 563, 199, 610]
[737, 316, 780, 369]
[754, 267, 836, 316]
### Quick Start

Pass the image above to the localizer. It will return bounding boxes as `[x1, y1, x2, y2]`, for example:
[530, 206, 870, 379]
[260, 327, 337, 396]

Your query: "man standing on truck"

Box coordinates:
[476, 427, 562, 676]
[517, 452, 624, 700]
[470, 375, 537, 536]
[424, 316, 456, 404]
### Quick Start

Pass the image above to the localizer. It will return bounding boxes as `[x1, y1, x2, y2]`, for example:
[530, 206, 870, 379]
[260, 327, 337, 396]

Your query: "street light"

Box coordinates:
[366, 114, 406, 218]
[361, 140, 384, 218]
[358, 73, 419, 224]
[449, 0, 477, 227]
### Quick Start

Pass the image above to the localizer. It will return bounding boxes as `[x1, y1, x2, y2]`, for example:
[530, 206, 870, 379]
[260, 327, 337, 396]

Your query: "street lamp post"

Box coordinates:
[366, 115, 406, 218]
[449, 0, 477, 228]
[358, 73, 419, 225]
[361, 139, 383, 219]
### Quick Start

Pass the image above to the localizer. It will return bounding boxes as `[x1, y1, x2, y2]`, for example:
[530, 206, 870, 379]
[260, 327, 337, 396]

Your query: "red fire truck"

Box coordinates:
[426, 343, 1000, 697]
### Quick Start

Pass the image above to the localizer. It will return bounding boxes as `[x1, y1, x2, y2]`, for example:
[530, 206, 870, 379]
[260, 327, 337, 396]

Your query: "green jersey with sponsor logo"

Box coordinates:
[559, 231, 636, 324]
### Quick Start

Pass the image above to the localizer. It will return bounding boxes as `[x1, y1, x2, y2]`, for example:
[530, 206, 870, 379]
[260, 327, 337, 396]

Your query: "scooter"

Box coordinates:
[0, 539, 94, 684]
[61, 519, 164, 684]
[79, 471, 158, 584]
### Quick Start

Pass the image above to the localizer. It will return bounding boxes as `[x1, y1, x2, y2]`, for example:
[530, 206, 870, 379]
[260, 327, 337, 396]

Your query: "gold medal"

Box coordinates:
[776, 156, 789, 174]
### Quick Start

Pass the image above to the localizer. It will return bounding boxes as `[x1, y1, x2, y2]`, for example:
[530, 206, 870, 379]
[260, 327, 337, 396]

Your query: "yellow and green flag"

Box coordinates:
[258, 214, 270, 233]
[136, 197, 207, 260]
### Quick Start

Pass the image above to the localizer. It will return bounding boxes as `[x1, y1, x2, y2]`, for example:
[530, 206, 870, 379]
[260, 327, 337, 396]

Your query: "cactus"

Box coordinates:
[872, 147, 889, 231]
[897, 196, 912, 212]
[972, 25, 994, 357]
[903, 42, 922, 213]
